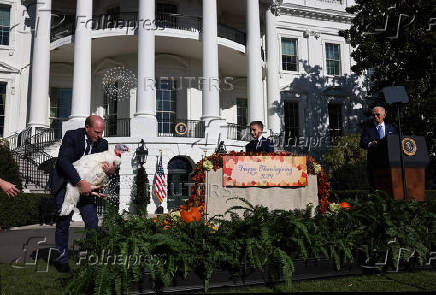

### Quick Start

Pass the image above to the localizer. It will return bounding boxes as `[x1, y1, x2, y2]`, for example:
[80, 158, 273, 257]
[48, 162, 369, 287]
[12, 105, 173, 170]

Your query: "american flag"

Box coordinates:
[153, 154, 167, 203]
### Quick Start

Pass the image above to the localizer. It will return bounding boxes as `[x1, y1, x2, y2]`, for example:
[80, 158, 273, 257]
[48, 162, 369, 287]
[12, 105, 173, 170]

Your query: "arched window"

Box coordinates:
[167, 156, 194, 210]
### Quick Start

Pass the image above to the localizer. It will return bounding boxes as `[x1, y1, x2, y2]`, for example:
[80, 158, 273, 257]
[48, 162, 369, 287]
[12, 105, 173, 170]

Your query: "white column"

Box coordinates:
[28, 0, 52, 129]
[201, 0, 220, 121]
[266, 8, 281, 134]
[247, 0, 265, 123]
[63, 0, 93, 134]
[131, 0, 158, 138]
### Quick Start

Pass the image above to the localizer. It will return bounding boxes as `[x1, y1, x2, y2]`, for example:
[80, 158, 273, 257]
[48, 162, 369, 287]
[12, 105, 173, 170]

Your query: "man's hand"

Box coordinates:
[78, 180, 92, 195]
[102, 162, 116, 176]
[0, 178, 20, 197]
[369, 141, 378, 148]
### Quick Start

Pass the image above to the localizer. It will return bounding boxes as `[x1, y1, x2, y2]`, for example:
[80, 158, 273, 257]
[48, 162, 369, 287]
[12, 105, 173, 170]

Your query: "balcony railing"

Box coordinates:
[104, 117, 130, 137]
[50, 118, 68, 140]
[316, 0, 342, 4]
[50, 12, 246, 45]
[4, 127, 32, 151]
[50, 13, 76, 42]
[227, 123, 251, 141]
[158, 119, 205, 138]
[218, 23, 246, 45]
[328, 128, 343, 141]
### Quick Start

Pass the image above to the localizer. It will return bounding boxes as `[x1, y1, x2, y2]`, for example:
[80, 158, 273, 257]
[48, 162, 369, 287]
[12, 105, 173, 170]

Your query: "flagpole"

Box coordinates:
[153, 149, 167, 211]
[160, 150, 164, 206]
[203, 150, 208, 220]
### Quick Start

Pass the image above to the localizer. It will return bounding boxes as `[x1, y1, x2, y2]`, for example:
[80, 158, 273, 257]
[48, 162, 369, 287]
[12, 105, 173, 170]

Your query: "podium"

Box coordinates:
[371, 135, 430, 201]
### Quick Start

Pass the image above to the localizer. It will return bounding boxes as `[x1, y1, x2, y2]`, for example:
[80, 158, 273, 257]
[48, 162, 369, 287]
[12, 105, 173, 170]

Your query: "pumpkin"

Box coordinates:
[180, 206, 202, 223]
[339, 202, 351, 210]
[189, 207, 201, 221]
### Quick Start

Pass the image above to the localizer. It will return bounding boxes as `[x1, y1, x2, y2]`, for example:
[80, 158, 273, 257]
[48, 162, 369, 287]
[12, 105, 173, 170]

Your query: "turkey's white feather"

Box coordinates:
[60, 150, 122, 216]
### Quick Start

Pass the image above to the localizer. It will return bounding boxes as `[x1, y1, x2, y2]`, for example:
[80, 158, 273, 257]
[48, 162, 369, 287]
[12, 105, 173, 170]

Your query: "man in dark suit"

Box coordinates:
[48, 115, 115, 272]
[360, 106, 398, 188]
[245, 121, 274, 153]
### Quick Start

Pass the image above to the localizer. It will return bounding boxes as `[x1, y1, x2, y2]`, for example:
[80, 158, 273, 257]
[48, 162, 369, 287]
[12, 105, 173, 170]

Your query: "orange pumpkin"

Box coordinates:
[180, 209, 194, 223]
[189, 207, 201, 221]
[339, 202, 351, 210]
[180, 207, 202, 223]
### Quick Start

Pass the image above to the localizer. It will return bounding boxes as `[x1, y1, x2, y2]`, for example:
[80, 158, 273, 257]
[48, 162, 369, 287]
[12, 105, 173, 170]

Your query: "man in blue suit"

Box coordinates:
[245, 121, 274, 153]
[48, 115, 115, 272]
[360, 106, 398, 188]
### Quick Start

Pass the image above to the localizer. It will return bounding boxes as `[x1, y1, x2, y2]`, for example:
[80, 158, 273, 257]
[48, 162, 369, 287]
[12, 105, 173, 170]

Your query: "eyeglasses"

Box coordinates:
[372, 113, 381, 117]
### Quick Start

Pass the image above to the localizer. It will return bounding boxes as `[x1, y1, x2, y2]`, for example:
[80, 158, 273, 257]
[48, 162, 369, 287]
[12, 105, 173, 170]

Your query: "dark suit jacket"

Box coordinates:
[360, 122, 398, 169]
[245, 137, 275, 153]
[48, 128, 108, 195]
[359, 122, 398, 150]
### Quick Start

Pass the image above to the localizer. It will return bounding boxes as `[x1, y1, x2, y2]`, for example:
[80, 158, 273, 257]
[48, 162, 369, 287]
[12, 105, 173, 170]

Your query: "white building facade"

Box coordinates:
[0, 0, 368, 214]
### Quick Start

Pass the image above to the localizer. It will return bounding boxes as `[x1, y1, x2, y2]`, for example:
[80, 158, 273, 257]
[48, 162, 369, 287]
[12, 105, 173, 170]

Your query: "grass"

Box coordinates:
[1, 262, 435, 294]
[0, 262, 73, 295]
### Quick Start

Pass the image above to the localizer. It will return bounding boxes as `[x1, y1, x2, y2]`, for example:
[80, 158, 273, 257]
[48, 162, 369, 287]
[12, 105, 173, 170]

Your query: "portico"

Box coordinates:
[27, 0, 278, 139]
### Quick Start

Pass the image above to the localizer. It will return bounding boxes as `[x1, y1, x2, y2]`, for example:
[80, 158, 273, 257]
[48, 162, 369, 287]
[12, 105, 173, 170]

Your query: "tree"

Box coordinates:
[340, 0, 436, 139]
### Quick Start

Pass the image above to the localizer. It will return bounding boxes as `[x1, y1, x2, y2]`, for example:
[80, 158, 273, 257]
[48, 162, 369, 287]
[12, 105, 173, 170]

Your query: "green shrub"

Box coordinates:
[65, 192, 436, 294]
[0, 140, 22, 189]
[323, 134, 369, 190]
[134, 167, 150, 212]
[331, 190, 436, 203]
[426, 190, 436, 201]
[330, 190, 370, 202]
[0, 193, 52, 229]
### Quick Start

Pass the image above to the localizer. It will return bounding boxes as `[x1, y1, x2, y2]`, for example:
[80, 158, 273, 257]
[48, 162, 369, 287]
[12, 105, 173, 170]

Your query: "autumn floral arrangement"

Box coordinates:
[154, 151, 333, 228]
[194, 152, 330, 213]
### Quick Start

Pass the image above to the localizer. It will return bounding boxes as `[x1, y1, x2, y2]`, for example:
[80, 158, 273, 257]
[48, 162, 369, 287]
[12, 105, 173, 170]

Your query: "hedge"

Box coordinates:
[2, 190, 435, 230]
[331, 190, 436, 202]
[0, 193, 53, 229]
[67, 191, 436, 294]
[0, 139, 23, 190]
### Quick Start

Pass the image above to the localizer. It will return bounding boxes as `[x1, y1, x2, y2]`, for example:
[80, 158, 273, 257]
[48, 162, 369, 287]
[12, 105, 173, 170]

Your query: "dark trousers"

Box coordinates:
[54, 187, 98, 264]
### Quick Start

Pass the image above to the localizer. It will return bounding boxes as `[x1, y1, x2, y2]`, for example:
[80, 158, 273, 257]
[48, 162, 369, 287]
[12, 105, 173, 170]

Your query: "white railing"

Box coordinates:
[317, 0, 342, 4]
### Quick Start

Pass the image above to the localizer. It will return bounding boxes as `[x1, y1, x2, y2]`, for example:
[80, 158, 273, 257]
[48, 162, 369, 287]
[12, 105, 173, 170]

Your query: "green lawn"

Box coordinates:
[1, 263, 435, 294]
[0, 262, 73, 295]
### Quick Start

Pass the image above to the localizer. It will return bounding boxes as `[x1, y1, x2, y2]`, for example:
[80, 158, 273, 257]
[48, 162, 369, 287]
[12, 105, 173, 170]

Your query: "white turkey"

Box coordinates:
[60, 144, 129, 216]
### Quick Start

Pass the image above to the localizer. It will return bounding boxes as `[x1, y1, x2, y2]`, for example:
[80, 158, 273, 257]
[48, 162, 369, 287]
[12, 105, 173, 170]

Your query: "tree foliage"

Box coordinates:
[340, 0, 436, 137]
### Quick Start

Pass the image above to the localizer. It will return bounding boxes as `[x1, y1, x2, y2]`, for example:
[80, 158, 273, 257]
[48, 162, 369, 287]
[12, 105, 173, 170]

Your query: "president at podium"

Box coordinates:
[360, 106, 398, 188]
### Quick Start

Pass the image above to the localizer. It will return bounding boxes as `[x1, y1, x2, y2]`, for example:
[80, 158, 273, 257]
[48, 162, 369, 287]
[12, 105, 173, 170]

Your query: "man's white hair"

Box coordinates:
[373, 106, 386, 115]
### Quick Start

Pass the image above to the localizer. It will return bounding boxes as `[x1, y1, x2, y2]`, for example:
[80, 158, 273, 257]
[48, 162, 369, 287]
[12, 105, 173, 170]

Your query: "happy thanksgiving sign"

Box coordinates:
[222, 155, 307, 187]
